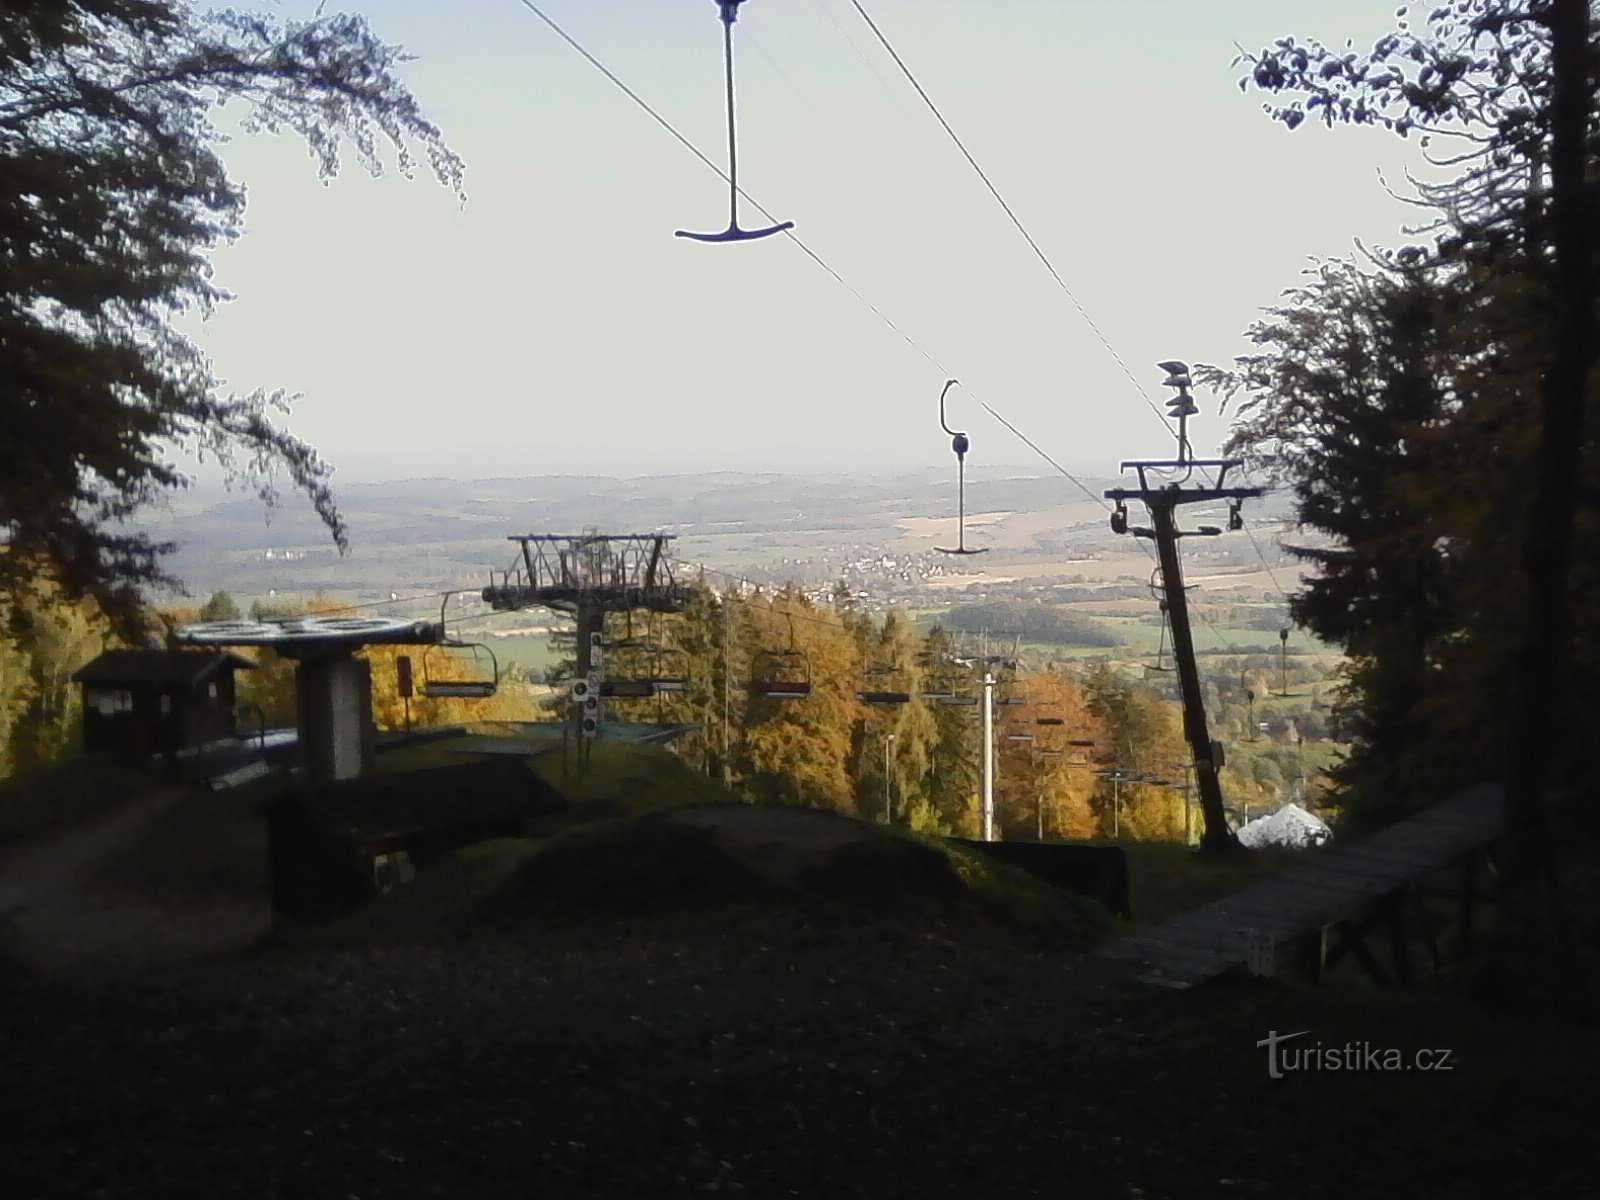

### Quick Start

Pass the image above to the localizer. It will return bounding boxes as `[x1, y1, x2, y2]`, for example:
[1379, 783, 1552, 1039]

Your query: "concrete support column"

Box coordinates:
[295, 653, 374, 783]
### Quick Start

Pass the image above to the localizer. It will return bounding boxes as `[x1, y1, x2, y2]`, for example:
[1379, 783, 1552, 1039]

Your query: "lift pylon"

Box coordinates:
[483, 533, 694, 751]
[1105, 361, 1263, 855]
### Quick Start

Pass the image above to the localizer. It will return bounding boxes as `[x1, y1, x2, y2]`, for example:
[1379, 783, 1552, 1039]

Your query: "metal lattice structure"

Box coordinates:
[480, 534, 695, 749]
[482, 534, 693, 615]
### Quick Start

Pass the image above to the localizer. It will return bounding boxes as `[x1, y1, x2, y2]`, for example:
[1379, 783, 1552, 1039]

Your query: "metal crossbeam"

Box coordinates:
[482, 534, 693, 615]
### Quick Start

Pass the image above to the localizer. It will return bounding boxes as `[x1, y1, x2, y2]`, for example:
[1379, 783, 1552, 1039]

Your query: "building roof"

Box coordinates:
[71, 649, 257, 687]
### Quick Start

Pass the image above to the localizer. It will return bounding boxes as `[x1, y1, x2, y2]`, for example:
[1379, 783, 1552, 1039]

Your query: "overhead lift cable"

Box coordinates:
[509, 1, 1265, 667]
[838, 2, 1277, 600]
[513, 0, 944, 373]
[836, 3, 1311, 635]
[843, 0, 1177, 436]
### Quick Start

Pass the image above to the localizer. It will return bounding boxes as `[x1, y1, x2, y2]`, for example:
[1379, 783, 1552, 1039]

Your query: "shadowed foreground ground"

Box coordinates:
[2, 769, 1596, 1198]
[4, 911, 1595, 1200]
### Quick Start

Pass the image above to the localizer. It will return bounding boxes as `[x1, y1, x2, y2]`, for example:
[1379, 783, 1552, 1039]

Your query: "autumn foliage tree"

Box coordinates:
[585, 585, 1200, 840]
[737, 589, 865, 811]
[0, 572, 104, 772]
[991, 670, 1109, 841]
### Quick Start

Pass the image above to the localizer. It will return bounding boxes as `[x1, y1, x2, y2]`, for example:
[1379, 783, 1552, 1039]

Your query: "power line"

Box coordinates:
[843, 0, 1176, 436]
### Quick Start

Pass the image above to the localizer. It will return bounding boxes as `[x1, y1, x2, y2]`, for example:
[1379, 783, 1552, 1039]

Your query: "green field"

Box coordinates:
[475, 631, 567, 679]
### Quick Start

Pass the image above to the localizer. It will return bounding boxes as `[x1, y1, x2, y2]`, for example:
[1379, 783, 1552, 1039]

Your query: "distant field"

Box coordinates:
[474, 631, 566, 678]
[982, 610, 1325, 661]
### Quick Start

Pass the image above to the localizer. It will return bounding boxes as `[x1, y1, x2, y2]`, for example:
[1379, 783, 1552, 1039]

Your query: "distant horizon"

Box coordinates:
[184, 1, 1414, 497]
[174, 458, 1132, 495]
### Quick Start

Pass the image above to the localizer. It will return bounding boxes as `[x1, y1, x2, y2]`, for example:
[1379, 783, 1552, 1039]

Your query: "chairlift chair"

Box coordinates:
[858, 662, 911, 705]
[604, 609, 650, 652]
[642, 643, 693, 721]
[645, 644, 692, 694]
[600, 680, 655, 699]
[676, 1, 794, 243]
[603, 614, 677, 693]
[749, 613, 811, 699]
[994, 677, 1028, 707]
[420, 640, 500, 699]
[420, 591, 500, 698]
[859, 690, 912, 705]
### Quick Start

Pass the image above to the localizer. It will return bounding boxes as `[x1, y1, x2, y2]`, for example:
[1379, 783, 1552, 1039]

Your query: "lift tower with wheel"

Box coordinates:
[482, 534, 694, 752]
[1105, 362, 1263, 855]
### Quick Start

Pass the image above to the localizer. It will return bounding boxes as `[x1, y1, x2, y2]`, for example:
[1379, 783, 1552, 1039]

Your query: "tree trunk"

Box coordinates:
[1502, 0, 1595, 903]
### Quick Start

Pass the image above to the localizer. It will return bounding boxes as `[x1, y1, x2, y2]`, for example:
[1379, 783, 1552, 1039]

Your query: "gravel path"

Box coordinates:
[0, 792, 269, 975]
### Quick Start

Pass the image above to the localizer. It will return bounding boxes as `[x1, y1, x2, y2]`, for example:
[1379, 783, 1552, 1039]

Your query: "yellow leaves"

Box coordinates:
[991, 670, 1113, 840]
[362, 641, 541, 731]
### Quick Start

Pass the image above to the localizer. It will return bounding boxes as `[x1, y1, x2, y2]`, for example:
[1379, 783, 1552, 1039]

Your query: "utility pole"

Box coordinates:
[1106, 361, 1262, 856]
[883, 731, 896, 823]
[981, 671, 995, 841]
[722, 593, 732, 787]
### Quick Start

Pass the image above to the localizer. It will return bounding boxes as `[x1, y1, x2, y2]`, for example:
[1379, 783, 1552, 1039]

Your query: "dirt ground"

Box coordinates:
[0, 790, 270, 977]
[2, 800, 1596, 1198]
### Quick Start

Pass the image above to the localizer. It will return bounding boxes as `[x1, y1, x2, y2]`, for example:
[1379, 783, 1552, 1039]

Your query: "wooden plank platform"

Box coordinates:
[1098, 784, 1503, 989]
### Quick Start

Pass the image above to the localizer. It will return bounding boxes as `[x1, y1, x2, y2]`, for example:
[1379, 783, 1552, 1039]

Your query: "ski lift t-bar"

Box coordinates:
[676, 1, 794, 243]
[937, 378, 987, 555]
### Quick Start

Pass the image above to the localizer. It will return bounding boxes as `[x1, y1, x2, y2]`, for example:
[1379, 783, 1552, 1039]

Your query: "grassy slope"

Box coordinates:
[311, 783, 1117, 954]
[1118, 839, 1305, 926]
[6, 739, 1302, 946]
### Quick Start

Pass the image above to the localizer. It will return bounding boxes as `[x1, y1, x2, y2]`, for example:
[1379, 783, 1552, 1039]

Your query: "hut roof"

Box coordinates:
[72, 649, 256, 687]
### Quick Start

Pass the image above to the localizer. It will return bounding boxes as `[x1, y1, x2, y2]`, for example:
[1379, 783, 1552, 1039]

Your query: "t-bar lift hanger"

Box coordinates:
[936, 378, 987, 555]
[676, 1, 794, 243]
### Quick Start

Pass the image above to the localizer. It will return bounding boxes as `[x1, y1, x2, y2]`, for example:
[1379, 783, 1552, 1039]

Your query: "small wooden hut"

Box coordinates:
[72, 648, 256, 760]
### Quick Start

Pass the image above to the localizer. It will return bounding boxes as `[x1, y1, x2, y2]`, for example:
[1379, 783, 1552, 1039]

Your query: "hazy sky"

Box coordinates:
[185, 0, 1437, 484]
